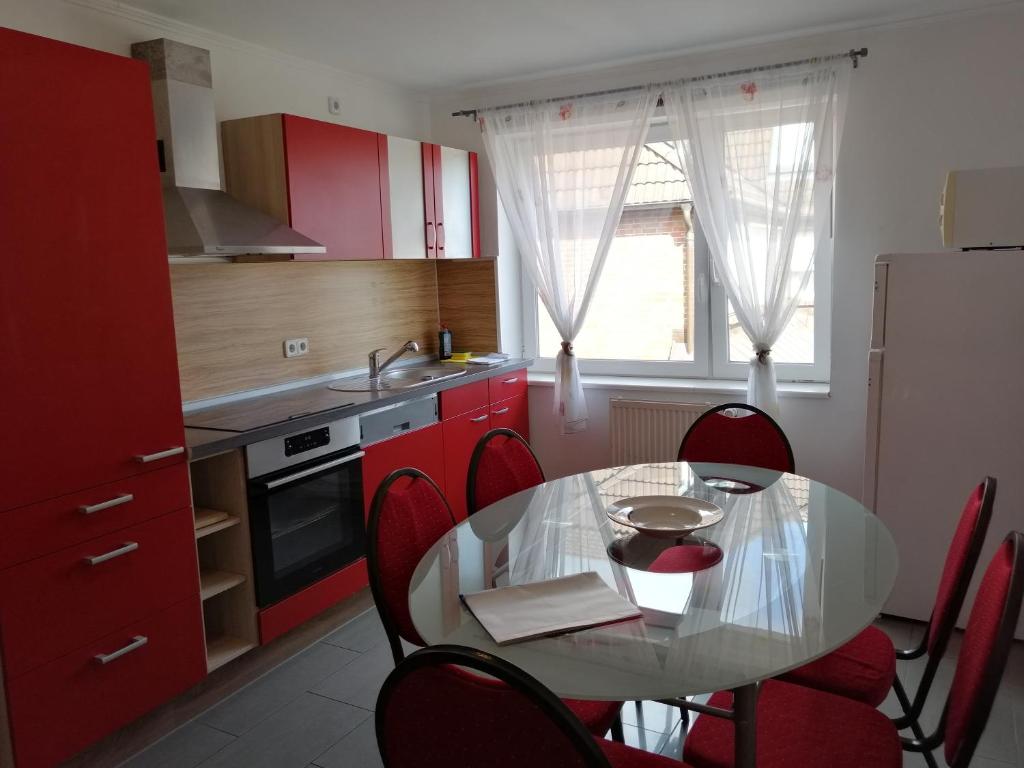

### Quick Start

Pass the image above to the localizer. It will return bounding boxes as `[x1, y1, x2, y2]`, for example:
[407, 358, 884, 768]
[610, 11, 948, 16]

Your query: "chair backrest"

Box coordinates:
[466, 428, 545, 516]
[943, 531, 1024, 768]
[927, 478, 996, 657]
[367, 468, 455, 665]
[678, 403, 795, 473]
[376, 645, 609, 768]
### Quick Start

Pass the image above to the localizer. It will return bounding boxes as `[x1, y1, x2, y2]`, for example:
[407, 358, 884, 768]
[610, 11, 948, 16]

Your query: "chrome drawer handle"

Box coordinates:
[502, 377, 519, 384]
[95, 635, 148, 665]
[492, 407, 510, 415]
[134, 446, 184, 463]
[84, 541, 139, 566]
[469, 415, 489, 423]
[79, 493, 134, 515]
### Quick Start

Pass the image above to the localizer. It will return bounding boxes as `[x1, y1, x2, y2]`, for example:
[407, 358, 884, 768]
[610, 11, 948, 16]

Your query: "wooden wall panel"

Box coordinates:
[171, 261, 439, 401]
[436, 259, 499, 356]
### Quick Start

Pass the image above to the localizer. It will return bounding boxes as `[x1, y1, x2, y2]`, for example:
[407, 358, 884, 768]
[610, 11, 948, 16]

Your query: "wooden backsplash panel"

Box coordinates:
[171, 260, 440, 401]
[437, 259, 498, 356]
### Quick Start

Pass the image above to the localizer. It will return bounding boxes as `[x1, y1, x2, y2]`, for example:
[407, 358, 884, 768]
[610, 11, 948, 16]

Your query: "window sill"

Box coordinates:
[526, 370, 830, 399]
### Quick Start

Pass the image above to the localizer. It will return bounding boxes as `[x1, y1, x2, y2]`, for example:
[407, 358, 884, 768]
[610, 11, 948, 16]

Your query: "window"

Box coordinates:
[523, 118, 832, 383]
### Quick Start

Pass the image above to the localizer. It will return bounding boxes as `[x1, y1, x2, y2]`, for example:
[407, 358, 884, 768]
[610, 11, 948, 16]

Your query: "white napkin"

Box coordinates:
[461, 571, 643, 646]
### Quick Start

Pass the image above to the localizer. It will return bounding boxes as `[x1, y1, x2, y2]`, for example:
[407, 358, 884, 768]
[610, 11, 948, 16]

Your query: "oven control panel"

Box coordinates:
[284, 427, 331, 456]
[247, 415, 361, 479]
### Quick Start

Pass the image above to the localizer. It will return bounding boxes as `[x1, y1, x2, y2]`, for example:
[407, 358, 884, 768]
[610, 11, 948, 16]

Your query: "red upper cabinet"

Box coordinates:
[283, 116, 390, 261]
[221, 114, 390, 261]
[0, 28, 187, 512]
[385, 138, 480, 260]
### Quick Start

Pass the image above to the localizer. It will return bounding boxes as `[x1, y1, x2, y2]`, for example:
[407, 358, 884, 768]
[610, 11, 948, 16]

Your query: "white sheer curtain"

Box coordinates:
[480, 91, 656, 433]
[663, 63, 849, 417]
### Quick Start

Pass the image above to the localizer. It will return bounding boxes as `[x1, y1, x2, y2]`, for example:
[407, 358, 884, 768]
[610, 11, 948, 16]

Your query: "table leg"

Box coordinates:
[732, 683, 759, 768]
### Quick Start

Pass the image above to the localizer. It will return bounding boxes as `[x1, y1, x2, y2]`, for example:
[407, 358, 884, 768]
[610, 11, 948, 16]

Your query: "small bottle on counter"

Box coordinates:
[438, 323, 453, 360]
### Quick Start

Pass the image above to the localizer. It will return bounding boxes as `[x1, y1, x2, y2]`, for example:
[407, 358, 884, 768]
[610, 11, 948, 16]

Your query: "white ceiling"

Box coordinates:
[123, 0, 1014, 91]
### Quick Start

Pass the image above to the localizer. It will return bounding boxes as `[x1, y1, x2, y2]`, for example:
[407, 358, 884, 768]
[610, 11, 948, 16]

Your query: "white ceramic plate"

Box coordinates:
[606, 495, 724, 538]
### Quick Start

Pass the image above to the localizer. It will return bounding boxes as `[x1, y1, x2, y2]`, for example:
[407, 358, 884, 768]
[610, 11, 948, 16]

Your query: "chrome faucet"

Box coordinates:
[368, 340, 420, 381]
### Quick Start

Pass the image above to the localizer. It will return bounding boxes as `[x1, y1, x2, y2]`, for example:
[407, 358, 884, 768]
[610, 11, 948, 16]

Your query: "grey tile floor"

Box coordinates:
[119, 613, 1024, 767]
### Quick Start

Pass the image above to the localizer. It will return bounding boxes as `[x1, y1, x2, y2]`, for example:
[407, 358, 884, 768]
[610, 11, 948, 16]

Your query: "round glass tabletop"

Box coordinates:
[408, 462, 898, 701]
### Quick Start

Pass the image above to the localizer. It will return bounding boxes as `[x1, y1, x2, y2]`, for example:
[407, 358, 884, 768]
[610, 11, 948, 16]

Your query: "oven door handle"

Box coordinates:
[261, 451, 365, 490]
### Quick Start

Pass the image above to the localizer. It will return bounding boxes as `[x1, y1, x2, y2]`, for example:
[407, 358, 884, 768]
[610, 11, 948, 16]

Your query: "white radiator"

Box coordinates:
[609, 399, 711, 465]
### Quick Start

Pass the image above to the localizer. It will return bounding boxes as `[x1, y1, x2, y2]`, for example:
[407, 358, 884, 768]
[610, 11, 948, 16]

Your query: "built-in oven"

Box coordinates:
[246, 416, 365, 608]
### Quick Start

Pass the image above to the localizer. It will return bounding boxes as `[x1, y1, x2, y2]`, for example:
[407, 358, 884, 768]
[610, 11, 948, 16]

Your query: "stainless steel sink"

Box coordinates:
[328, 364, 466, 392]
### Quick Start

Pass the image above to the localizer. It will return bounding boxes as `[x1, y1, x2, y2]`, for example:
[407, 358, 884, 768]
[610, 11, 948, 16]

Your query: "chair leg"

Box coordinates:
[892, 676, 938, 768]
[610, 712, 625, 743]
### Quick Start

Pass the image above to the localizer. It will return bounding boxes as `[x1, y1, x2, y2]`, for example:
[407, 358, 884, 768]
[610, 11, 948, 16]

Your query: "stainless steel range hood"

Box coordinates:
[131, 39, 325, 258]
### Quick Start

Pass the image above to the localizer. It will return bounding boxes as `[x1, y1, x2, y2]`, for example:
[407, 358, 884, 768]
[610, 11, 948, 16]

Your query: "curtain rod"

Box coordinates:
[451, 47, 867, 119]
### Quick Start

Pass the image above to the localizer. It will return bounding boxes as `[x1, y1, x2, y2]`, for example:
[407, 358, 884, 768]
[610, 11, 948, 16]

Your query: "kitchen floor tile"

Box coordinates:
[201, 642, 360, 736]
[196, 693, 369, 768]
[310, 643, 395, 711]
[321, 609, 386, 653]
[312, 717, 382, 768]
[119, 722, 234, 768]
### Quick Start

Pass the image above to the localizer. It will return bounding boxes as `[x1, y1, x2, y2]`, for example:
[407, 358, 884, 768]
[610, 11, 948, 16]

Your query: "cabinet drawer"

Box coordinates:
[488, 369, 527, 404]
[0, 508, 199, 678]
[0, 463, 190, 570]
[440, 379, 489, 420]
[490, 394, 530, 441]
[6, 597, 206, 768]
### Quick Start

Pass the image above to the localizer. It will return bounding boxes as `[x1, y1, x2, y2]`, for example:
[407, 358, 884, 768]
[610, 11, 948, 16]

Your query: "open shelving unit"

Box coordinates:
[189, 450, 259, 672]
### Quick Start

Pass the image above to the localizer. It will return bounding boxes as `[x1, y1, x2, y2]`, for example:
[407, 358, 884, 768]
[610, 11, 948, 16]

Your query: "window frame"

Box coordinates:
[521, 109, 834, 385]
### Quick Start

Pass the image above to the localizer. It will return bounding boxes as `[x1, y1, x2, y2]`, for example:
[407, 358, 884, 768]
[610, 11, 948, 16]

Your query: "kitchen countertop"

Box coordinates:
[183, 358, 532, 461]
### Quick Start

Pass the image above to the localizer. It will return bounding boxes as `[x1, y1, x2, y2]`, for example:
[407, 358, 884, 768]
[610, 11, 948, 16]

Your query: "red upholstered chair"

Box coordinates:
[682, 530, 1024, 768]
[677, 404, 794, 473]
[366, 468, 624, 740]
[376, 645, 689, 768]
[467, 428, 545, 516]
[778, 477, 996, 755]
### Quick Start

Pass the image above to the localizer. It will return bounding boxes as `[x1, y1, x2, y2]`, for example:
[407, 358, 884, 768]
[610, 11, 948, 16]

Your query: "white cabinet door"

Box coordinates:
[387, 136, 427, 259]
[440, 146, 473, 259]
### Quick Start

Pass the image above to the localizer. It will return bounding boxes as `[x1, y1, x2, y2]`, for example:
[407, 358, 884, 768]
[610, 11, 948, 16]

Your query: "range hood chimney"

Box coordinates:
[131, 38, 325, 258]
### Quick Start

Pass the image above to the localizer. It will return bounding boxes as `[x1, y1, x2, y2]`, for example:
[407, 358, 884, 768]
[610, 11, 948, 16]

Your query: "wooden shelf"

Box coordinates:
[205, 634, 256, 673]
[200, 569, 247, 601]
[195, 513, 241, 539]
[194, 507, 229, 529]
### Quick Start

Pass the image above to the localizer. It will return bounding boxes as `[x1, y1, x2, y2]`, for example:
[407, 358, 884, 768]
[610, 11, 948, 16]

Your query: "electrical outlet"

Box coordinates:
[283, 338, 309, 358]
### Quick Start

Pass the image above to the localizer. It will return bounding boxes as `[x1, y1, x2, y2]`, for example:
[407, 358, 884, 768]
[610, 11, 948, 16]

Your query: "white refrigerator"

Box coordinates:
[864, 250, 1024, 637]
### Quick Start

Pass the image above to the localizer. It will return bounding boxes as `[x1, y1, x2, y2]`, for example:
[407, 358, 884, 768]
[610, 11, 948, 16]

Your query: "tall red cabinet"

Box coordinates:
[0, 28, 205, 767]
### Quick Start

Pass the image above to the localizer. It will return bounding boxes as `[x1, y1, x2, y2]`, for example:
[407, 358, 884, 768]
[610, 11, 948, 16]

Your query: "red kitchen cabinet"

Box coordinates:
[362, 423, 446, 517]
[0, 29, 204, 765]
[6, 597, 206, 768]
[439, 379, 490, 420]
[487, 368, 529, 404]
[283, 115, 390, 261]
[0, 28, 188, 513]
[0, 508, 200, 679]
[221, 113, 391, 261]
[489, 394, 530, 440]
[442, 405, 493, 521]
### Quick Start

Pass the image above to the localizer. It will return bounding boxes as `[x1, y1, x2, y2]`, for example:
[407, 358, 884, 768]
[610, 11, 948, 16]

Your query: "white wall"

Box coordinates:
[428, 5, 1024, 500]
[3, 0, 432, 141]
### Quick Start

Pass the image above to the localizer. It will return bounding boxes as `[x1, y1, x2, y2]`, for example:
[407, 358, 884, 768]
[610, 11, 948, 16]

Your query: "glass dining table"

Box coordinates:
[408, 462, 899, 767]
